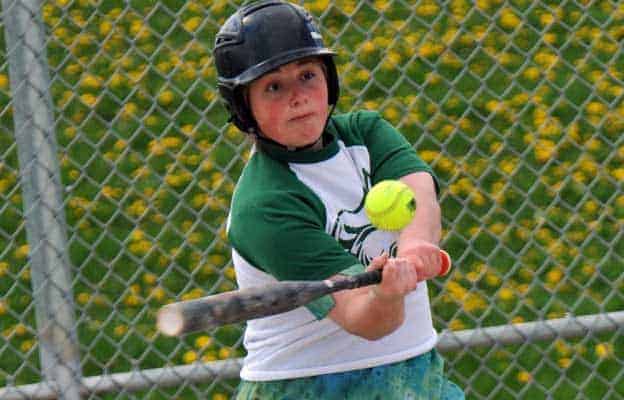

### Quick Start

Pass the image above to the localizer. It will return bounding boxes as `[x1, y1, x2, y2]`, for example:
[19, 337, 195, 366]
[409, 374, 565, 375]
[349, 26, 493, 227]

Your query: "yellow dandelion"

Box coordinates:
[191, 193, 207, 209]
[470, 192, 486, 206]
[152, 213, 166, 226]
[14, 323, 28, 337]
[218, 347, 233, 359]
[165, 173, 187, 188]
[416, 1, 439, 17]
[101, 186, 122, 199]
[498, 287, 515, 301]
[419, 150, 439, 164]
[145, 115, 160, 127]
[128, 20, 142, 36]
[157, 90, 175, 106]
[126, 199, 148, 217]
[0, 300, 7, 316]
[360, 40, 376, 54]
[383, 106, 400, 122]
[448, 319, 466, 331]
[595, 343, 613, 359]
[14, 244, 29, 260]
[419, 42, 444, 58]
[147, 140, 166, 156]
[0, 179, 10, 194]
[183, 350, 198, 364]
[20, 268, 30, 282]
[612, 168, 624, 181]
[546, 268, 563, 285]
[523, 67, 541, 81]
[195, 335, 213, 349]
[223, 266, 236, 280]
[539, 12, 555, 26]
[179, 125, 195, 137]
[76, 292, 90, 306]
[129, 240, 151, 256]
[121, 102, 138, 119]
[113, 324, 128, 337]
[586, 101, 607, 115]
[582, 200, 598, 215]
[183, 16, 202, 32]
[68, 169, 80, 181]
[188, 232, 203, 245]
[308, 0, 330, 13]
[465, 271, 481, 283]
[20, 340, 35, 352]
[464, 293, 488, 312]
[183, 154, 201, 167]
[149, 286, 166, 302]
[99, 20, 113, 36]
[0, 74, 9, 89]
[162, 136, 182, 149]
[500, 9, 521, 30]
[476, 0, 491, 10]
[80, 93, 98, 107]
[485, 272, 501, 287]
[534, 140, 557, 163]
[187, 1, 202, 13]
[182, 288, 204, 301]
[489, 223, 506, 235]
[143, 272, 157, 285]
[107, 7, 122, 18]
[517, 370, 531, 383]
[212, 393, 228, 400]
[80, 74, 102, 90]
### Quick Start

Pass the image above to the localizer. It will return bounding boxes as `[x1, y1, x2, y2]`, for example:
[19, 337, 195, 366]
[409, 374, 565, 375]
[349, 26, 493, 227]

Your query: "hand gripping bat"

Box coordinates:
[157, 250, 451, 336]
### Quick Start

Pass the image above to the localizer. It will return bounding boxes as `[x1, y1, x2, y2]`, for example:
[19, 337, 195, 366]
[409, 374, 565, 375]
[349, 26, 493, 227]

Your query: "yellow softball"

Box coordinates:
[364, 180, 416, 231]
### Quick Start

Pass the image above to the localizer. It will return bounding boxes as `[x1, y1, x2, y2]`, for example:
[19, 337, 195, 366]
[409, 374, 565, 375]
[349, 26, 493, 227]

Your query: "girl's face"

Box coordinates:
[248, 59, 329, 149]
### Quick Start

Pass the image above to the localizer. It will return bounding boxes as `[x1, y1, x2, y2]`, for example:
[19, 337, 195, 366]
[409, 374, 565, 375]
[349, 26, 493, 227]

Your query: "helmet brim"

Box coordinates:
[218, 47, 336, 89]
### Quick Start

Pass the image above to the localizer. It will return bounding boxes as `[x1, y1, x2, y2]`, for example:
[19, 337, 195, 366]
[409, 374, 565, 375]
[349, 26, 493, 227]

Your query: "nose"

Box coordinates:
[289, 84, 307, 108]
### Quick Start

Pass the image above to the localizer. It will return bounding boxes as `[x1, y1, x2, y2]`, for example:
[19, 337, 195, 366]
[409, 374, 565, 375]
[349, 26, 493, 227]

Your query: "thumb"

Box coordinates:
[366, 252, 389, 271]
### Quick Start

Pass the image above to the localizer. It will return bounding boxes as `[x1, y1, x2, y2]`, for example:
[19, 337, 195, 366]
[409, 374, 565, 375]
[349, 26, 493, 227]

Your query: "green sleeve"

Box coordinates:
[228, 190, 365, 319]
[354, 111, 440, 193]
[306, 263, 367, 319]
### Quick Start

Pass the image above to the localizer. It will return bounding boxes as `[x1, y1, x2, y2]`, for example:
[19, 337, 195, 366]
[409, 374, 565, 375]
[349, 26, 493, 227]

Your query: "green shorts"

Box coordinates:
[236, 349, 464, 400]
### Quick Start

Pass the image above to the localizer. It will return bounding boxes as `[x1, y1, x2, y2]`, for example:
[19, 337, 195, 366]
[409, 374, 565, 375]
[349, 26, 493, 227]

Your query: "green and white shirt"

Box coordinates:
[228, 110, 439, 381]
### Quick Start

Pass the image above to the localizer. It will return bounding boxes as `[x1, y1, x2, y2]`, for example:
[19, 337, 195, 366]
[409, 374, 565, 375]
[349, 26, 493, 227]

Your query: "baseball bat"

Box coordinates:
[157, 250, 451, 336]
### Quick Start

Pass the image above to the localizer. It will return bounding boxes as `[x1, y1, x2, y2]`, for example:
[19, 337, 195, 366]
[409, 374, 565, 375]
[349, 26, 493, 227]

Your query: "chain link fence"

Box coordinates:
[0, 0, 622, 399]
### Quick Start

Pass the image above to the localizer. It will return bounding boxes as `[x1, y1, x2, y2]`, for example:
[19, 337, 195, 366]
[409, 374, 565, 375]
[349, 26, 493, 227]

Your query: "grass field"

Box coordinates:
[1, 0, 623, 398]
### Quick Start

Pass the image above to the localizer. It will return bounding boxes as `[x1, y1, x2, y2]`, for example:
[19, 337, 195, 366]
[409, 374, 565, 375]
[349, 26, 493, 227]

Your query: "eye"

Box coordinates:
[266, 81, 281, 93]
[301, 70, 317, 81]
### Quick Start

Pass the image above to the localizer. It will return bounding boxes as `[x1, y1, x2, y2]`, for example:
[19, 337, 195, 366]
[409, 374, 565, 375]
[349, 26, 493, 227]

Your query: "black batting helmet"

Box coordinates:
[213, 0, 340, 133]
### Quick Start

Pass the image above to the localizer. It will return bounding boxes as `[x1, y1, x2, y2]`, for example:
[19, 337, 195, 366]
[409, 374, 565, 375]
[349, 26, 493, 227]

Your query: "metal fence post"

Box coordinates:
[2, 0, 82, 398]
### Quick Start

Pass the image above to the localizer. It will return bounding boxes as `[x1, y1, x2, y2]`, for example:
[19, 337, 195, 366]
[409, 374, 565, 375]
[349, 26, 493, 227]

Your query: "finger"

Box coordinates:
[367, 252, 389, 271]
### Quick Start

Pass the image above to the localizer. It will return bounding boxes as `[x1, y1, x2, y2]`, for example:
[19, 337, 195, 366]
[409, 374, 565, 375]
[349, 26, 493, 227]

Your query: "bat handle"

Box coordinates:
[350, 269, 383, 287]
[333, 250, 452, 291]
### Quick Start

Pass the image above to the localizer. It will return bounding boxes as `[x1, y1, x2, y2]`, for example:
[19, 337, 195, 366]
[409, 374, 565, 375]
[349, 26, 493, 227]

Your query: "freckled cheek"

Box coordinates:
[255, 103, 287, 133]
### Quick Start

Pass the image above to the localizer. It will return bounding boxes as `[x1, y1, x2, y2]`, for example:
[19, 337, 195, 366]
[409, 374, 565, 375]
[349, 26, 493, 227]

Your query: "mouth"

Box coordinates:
[289, 112, 315, 122]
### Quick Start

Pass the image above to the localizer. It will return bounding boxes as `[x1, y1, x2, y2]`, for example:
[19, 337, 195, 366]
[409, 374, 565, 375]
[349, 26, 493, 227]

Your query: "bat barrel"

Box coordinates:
[157, 304, 186, 336]
[157, 280, 334, 336]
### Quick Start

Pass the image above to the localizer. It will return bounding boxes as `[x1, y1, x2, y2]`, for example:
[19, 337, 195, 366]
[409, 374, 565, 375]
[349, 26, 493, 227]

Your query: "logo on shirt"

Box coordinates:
[330, 173, 397, 265]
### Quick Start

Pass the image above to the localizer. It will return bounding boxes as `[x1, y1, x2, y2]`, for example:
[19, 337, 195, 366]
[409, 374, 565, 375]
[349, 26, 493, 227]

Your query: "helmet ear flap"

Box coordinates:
[323, 57, 339, 107]
[218, 84, 257, 133]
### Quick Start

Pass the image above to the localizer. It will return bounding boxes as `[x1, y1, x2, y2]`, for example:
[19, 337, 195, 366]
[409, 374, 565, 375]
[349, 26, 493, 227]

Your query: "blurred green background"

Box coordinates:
[0, 0, 623, 399]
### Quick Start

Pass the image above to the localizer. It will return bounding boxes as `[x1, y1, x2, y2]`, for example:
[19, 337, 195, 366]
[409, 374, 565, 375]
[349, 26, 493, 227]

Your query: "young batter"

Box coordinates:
[214, 1, 464, 398]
